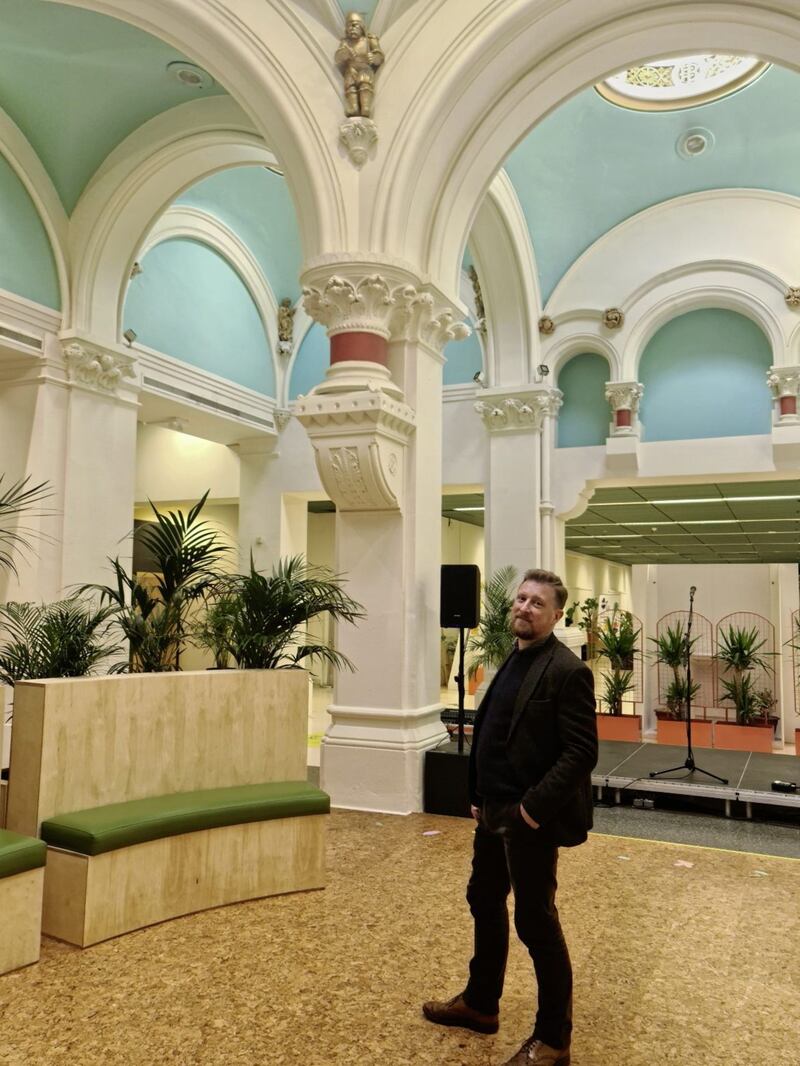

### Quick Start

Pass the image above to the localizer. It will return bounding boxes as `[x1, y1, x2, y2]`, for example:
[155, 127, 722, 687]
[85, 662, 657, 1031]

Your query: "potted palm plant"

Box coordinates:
[650, 622, 711, 747]
[465, 564, 516, 694]
[714, 624, 775, 753]
[82, 492, 229, 672]
[193, 555, 364, 673]
[595, 609, 642, 741]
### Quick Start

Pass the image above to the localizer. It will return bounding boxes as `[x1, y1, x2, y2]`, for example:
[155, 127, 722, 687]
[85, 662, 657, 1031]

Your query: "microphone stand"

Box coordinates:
[454, 626, 468, 754]
[650, 587, 728, 785]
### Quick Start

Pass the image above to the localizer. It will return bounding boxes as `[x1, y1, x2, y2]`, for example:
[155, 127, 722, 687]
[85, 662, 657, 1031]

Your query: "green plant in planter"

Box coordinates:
[576, 597, 600, 658]
[0, 475, 51, 578]
[0, 598, 121, 686]
[190, 594, 239, 669]
[466, 565, 517, 680]
[564, 601, 580, 628]
[664, 676, 701, 720]
[601, 668, 634, 716]
[205, 555, 364, 673]
[717, 624, 773, 725]
[596, 609, 640, 715]
[649, 622, 700, 719]
[82, 493, 229, 672]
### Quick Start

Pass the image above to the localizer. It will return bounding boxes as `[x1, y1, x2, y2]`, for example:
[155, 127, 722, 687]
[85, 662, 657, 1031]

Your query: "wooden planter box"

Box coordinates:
[713, 721, 774, 753]
[656, 718, 714, 749]
[596, 713, 642, 742]
[795, 728, 800, 757]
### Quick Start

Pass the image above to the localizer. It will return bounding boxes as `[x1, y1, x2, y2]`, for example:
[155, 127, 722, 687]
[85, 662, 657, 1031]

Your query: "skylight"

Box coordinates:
[596, 54, 769, 111]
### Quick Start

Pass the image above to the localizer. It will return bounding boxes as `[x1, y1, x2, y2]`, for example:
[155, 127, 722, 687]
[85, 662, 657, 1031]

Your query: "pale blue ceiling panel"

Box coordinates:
[176, 167, 303, 305]
[0, 0, 226, 212]
[505, 65, 800, 302]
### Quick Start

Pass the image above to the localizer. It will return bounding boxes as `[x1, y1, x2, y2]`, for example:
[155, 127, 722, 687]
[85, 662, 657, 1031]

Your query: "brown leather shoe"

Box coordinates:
[421, 993, 499, 1034]
[502, 1036, 571, 1065]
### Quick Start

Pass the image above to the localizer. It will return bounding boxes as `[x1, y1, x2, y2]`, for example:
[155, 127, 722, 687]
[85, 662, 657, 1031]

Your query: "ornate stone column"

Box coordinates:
[538, 390, 563, 573]
[605, 381, 644, 437]
[475, 387, 557, 582]
[767, 366, 800, 424]
[294, 258, 470, 813]
[0, 332, 138, 602]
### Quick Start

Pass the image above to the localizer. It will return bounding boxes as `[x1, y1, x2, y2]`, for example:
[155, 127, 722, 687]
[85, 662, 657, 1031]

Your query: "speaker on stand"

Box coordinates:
[424, 564, 481, 817]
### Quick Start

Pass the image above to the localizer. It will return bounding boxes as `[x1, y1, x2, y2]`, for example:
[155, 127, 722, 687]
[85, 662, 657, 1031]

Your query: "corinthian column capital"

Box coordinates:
[604, 381, 644, 414]
[474, 388, 556, 433]
[59, 334, 137, 399]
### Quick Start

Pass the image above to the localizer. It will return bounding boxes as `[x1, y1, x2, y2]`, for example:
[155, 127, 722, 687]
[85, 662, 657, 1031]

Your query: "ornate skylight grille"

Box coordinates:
[596, 55, 769, 111]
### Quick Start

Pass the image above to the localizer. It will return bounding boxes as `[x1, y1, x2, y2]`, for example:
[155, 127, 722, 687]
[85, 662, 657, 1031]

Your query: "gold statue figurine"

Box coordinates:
[335, 11, 384, 119]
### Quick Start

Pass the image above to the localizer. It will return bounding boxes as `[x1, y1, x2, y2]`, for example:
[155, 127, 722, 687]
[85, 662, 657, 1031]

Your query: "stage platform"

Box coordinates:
[593, 741, 800, 820]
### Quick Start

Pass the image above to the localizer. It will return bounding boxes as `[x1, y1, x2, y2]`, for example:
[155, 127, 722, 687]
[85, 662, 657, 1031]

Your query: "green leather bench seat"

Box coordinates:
[0, 829, 48, 879]
[40, 781, 330, 857]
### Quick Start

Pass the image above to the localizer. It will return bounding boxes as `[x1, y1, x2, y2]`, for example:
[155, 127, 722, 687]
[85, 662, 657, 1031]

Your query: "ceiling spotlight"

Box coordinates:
[130, 261, 143, 279]
[473, 370, 487, 387]
[166, 61, 214, 91]
[123, 328, 137, 347]
[537, 364, 550, 377]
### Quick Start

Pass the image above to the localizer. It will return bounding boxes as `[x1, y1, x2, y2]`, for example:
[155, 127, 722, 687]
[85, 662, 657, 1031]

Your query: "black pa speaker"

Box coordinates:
[440, 564, 481, 629]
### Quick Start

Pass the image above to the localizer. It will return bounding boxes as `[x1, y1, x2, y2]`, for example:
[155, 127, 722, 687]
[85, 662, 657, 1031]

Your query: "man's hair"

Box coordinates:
[520, 568, 569, 610]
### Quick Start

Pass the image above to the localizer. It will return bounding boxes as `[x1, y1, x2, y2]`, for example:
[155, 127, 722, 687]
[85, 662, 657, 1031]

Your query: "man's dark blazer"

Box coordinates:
[468, 631, 599, 847]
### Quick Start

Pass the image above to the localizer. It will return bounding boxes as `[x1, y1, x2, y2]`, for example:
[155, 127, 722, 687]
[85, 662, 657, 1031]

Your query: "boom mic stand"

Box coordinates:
[650, 586, 728, 785]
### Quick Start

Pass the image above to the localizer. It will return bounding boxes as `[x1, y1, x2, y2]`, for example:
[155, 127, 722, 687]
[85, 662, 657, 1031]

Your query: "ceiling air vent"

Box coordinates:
[142, 376, 274, 429]
[0, 324, 42, 350]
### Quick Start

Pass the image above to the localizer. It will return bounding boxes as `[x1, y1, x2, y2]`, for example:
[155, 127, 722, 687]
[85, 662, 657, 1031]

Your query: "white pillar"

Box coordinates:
[0, 334, 138, 601]
[294, 263, 470, 813]
[236, 436, 281, 572]
[774, 562, 799, 746]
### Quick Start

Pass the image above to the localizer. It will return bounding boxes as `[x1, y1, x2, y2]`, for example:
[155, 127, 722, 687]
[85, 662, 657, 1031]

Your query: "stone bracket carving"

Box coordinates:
[61, 338, 136, 396]
[474, 388, 561, 432]
[302, 270, 470, 353]
[339, 117, 378, 169]
[293, 390, 415, 511]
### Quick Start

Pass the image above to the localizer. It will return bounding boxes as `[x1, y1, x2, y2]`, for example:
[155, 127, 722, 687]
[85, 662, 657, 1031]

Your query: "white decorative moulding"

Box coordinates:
[302, 270, 470, 353]
[61, 339, 135, 395]
[474, 388, 560, 432]
[339, 117, 378, 169]
[293, 390, 415, 511]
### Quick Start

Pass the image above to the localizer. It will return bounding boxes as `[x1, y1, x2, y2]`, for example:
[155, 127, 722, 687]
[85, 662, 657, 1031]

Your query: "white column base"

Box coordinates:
[320, 704, 447, 813]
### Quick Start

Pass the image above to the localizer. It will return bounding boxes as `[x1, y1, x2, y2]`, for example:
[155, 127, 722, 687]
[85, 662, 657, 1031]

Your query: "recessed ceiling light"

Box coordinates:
[167, 61, 214, 90]
[677, 127, 714, 159]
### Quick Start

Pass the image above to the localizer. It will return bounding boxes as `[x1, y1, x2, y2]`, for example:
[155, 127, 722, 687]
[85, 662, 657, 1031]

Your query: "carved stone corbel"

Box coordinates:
[60, 338, 136, 397]
[474, 388, 558, 433]
[293, 390, 415, 511]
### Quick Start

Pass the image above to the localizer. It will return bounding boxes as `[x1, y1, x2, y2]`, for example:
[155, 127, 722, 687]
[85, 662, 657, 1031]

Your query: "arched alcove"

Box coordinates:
[0, 151, 60, 309]
[556, 352, 610, 447]
[124, 237, 275, 396]
[638, 308, 772, 440]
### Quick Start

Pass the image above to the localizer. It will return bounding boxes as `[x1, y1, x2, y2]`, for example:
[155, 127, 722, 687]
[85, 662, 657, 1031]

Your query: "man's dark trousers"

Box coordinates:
[463, 801, 572, 1050]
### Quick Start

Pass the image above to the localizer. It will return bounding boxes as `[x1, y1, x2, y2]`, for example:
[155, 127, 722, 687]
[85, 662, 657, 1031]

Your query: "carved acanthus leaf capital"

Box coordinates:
[474, 389, 556, 433]
[767, 366, 800, 398]
[292, 390, 415, 511]
[273, 408, 292, 430]
[605, 381, 644, 413]
[302, 274, 395, 337]
[61, 339, 136, 395]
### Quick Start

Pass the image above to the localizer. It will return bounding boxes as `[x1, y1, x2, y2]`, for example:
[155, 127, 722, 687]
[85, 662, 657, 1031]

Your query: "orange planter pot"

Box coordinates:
[596, 713, 642, 742]
[657, 719, 714, 749]
[713, 722, 774, 753]
[468, 666, 484, 696]
[795, 729, 800, 757]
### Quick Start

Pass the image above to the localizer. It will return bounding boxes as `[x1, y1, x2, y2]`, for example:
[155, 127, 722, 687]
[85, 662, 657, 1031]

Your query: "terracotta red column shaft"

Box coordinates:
[615, 408, 632, 428]
[330, 331, 388, 365]
[779, 395, 797, 416]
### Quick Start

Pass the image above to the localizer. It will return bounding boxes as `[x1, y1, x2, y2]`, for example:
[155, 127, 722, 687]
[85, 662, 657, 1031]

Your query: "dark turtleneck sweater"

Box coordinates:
[474, 637, 550, 802]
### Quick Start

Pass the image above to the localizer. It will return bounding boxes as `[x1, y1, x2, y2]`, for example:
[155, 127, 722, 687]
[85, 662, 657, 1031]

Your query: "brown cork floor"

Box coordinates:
[0, 810, 798, 1066]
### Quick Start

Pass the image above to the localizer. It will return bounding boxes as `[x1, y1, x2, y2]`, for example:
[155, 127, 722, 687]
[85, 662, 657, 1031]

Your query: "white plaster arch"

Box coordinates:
[546, 334, 620, 383]
[0, 106, 70, 314]
[69, 97, 286, 341]
[138, 205, 281, 366]
[469, 169, 541, 387]
[48, 0, 348, 263]
[372, 1, 800, 295]
[623, 277, 784, 380]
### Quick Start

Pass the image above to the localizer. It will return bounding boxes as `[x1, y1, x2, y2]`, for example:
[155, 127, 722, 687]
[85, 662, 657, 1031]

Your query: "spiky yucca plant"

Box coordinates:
[650, 621, 700, 719]
[717, 624, 773, 725]
[596, 609, 640, 715]
[466, 565, 517, 680]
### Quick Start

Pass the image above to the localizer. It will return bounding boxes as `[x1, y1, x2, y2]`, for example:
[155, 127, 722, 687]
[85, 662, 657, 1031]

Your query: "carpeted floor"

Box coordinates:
[0, 810, 797, 1065]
